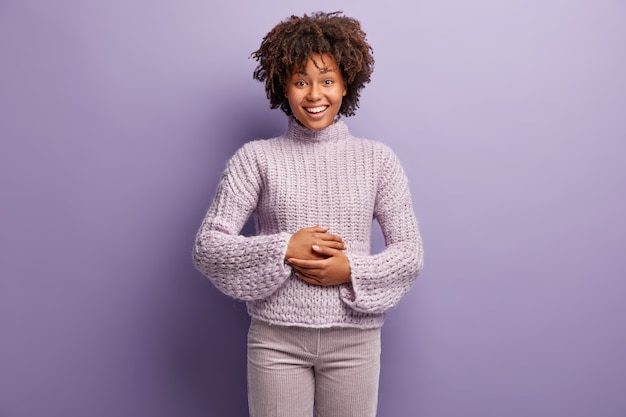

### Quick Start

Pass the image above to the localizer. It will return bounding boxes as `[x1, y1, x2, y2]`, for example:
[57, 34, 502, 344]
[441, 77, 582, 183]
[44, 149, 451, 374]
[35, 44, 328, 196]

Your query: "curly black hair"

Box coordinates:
[251, 11, 374, 117]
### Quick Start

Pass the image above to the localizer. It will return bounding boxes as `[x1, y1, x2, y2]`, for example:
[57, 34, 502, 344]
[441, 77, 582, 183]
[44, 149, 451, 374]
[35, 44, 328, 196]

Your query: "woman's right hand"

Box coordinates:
[285, 226, 346, 261]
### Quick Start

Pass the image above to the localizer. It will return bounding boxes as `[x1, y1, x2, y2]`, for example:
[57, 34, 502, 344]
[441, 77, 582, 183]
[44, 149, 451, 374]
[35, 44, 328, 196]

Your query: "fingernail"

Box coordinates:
[312, 245, 320, 251]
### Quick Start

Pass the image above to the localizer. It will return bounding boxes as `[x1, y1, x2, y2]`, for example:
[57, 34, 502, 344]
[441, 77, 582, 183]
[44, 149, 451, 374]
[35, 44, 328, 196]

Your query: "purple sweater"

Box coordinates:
[193, 118, 423, 328]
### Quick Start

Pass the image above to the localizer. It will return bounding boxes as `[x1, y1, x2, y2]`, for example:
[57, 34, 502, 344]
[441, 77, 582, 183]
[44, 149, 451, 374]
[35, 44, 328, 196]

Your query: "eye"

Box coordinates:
[324, 79, 334, 85]
[295, 80, 307, 87]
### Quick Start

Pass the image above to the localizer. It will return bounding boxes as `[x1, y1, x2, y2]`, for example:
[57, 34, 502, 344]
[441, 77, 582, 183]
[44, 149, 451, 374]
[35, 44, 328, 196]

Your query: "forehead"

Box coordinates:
[292, 53, 340, 74]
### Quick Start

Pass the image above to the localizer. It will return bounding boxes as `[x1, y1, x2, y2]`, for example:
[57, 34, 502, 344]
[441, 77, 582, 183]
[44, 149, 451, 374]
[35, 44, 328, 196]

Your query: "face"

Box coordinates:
[285, 53, 347, 131]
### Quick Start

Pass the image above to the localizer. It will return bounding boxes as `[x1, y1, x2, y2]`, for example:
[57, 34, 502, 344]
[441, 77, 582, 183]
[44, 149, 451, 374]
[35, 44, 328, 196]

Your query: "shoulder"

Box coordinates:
[348, 134, 402, 164]
[347, 136, 409, 191]
[228, 137, 280, 164]
[232, 138, 269, 156]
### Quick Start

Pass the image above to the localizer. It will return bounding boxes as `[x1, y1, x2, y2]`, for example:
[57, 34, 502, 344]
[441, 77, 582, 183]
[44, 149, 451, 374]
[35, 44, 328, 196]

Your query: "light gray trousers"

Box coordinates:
[247, 318, 381, 417]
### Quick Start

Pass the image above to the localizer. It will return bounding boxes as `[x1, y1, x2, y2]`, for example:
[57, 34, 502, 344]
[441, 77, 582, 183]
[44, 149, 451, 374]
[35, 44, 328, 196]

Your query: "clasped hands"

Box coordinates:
[285, 226, 351, 287]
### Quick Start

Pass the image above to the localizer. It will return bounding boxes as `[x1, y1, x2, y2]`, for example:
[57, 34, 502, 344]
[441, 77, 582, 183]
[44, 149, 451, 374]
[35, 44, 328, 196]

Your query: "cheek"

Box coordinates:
[285, 94, 302, 113]
[285, 86, 300, 101]
[284, 83, 298, 99]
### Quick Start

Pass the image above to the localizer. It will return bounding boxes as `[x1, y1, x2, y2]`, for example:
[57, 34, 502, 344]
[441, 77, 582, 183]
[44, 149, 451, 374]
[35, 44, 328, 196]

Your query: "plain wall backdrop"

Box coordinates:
[1, 0, 625, 416]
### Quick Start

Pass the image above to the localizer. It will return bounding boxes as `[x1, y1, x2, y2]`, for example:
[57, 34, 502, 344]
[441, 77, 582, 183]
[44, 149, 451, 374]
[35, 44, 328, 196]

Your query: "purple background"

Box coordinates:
[1, 1, 625, 416]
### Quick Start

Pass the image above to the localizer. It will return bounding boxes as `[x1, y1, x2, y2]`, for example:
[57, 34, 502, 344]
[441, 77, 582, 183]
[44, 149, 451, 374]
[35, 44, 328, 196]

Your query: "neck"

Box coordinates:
[287, 117, 349, 142]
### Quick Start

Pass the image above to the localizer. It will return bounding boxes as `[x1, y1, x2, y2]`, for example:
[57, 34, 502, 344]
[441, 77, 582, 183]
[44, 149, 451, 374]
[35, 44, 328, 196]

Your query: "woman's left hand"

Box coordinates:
[287, 245, 351, 286]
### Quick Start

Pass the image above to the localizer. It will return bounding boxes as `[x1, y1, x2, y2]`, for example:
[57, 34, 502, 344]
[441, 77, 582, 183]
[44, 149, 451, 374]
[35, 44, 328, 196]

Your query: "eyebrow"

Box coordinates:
[294, 67, 338, 76]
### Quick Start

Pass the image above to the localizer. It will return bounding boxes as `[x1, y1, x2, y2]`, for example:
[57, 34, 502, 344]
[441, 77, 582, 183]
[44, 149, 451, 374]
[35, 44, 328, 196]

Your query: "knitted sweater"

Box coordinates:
[193, 118, 423, 329]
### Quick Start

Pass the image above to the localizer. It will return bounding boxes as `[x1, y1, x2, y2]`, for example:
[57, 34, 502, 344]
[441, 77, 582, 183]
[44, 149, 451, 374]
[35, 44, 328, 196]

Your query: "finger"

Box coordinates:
[292, 264, 326, 280]
[298, 272, 334, 287]
[311, 239, 344, 250]
[307, 226, 329, 233]
[316, 233, 343, 243]
[311, 245, 341, 257]
[287, 257, 326, 269]
[295, 272, 322, 286]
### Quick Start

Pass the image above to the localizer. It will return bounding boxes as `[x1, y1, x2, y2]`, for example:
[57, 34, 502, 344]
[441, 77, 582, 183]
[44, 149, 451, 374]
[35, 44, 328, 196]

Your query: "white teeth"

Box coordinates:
[306, 106, 327, 114]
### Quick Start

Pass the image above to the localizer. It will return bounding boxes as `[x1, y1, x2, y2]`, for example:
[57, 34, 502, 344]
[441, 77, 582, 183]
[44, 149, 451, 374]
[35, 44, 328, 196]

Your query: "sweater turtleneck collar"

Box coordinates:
[286, 117, 350, 143]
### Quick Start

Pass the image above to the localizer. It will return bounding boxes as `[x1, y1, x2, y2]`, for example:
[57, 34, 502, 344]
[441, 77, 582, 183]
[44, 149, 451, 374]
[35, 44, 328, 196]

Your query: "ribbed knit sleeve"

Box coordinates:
[340, 146, 424, 314]
[192, 143, 292, 300]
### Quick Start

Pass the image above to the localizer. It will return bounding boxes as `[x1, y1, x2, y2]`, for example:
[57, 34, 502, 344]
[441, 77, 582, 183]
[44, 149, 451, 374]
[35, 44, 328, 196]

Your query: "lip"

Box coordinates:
[303, 105, 329, 118]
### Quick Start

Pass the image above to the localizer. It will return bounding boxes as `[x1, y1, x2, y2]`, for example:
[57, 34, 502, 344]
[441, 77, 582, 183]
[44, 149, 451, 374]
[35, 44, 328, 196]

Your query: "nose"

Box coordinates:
[306, 83, 322, 101]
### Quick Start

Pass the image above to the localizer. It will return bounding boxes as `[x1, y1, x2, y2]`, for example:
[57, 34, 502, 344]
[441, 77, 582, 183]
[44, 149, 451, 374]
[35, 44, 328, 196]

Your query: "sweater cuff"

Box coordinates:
[338, 254, 371, 313]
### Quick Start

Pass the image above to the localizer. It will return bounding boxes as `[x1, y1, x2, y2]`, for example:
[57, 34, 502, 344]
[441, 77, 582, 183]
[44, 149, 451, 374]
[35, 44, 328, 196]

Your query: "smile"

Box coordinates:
[305, 106, 328, 114]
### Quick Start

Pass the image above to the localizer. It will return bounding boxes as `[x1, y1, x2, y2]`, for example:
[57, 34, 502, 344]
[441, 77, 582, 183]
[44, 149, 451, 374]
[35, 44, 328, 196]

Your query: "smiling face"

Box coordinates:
[285, 53, 347, 131]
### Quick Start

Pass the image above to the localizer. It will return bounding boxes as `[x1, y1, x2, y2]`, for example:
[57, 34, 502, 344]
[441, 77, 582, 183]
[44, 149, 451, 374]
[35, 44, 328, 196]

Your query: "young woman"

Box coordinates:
[193, 11, 424, 417]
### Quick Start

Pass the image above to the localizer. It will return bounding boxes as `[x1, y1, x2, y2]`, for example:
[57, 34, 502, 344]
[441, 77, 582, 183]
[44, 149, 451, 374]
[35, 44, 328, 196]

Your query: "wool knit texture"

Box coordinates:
[193, 118, 424, 329]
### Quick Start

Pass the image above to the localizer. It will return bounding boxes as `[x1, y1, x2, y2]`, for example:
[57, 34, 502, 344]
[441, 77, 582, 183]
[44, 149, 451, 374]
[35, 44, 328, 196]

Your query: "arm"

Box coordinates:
[193, 145, 347, 300]
[192, 144, 292, 300]
[339, 147, 423, 314]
